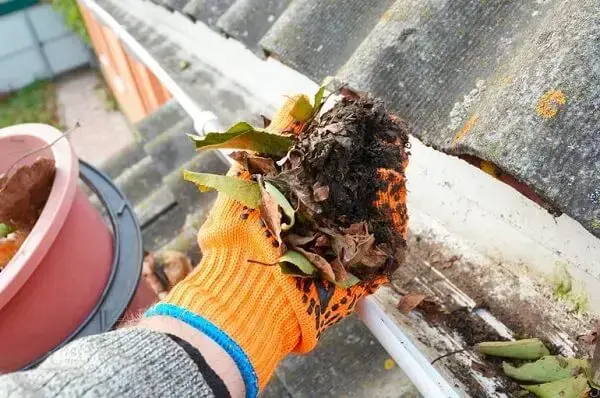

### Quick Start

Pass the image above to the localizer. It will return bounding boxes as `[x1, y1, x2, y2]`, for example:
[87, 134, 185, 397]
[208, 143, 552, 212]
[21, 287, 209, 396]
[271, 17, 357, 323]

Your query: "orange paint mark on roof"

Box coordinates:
[453, 115, 479, 143]
[536, 89, 566, 119]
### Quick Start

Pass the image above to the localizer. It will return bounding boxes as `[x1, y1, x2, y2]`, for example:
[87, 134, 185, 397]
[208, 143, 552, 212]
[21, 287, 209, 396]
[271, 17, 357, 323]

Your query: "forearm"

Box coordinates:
[138, 316, 244, 397]
[0, 325, 236, 398]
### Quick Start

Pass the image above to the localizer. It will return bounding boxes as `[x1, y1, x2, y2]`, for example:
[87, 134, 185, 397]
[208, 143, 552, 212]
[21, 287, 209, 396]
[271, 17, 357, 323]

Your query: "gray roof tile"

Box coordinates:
[182, 0, 236, 26]
[217, 0, 291, 50]
[259, 0, 395, 81]
[100, 0, 600, 239]
[336, 0, 600, 236]
[161, 0, 188, 12]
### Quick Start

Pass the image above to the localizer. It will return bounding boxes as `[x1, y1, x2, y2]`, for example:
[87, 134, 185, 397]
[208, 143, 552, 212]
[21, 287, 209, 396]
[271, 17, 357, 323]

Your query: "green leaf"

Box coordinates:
[522, 375, 589, 398]
[279, 262, 314, 278]
[264, 181, 295, 231]
[334, 272, 361, 288]
[0, 223, 13, 238]
[182, 171, 261, 208]
[503, 356, 590, 383]
[187, 122, 293, 156]
[179, 60, 190, 71]
[313, 76, 333, 112]
[278, 250, 317, 276]
[475, 339, 550, 360]
[290, 95, 314, 122]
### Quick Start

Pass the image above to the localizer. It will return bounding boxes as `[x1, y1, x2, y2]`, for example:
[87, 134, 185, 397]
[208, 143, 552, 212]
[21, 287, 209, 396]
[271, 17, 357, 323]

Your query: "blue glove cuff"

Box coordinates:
[145, 303, 258, 398]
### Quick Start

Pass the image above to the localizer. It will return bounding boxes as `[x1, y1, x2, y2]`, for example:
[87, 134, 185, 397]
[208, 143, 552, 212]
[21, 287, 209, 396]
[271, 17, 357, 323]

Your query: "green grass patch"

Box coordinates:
[52, 0, 91, 45]
[0, 80, 60, 129]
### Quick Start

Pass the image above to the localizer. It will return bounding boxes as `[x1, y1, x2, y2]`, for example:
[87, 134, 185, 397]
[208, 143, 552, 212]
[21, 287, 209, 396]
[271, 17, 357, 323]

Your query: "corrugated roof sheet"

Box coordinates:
[125, 0, 600, 238]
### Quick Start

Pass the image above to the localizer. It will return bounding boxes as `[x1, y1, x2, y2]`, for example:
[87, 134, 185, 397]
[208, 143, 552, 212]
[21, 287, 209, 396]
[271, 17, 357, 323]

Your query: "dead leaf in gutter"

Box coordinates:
[440, 255, 461, 269]
[522, 374, 589, 398]
[157, 251, 193, 288]
[576, 331, 597, 345]
[475, 338, 550, 360]
[397, 292, 428, 314]
[502, 356, 590, 383]
[383, 358, 396, 370]
[142, 253, 167, 299]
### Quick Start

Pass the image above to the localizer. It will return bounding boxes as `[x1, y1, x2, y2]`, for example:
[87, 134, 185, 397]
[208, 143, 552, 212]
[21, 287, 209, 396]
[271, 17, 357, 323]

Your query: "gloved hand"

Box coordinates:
[146, 97, 407, 395]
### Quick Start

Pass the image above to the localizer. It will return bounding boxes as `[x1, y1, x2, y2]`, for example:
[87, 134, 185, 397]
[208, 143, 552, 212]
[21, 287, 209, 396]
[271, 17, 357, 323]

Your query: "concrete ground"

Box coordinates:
[55, 68, 135, 166]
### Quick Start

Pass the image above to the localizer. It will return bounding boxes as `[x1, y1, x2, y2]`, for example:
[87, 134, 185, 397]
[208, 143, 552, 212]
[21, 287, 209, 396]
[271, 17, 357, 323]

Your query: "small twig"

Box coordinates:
[247, 259, 279, 266]
[430, 348, 469, 365]
[1, 122, 80, 191]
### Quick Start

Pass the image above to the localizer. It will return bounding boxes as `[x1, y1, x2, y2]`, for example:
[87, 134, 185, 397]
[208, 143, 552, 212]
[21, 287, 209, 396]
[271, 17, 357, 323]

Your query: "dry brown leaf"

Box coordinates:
[331, 258, 349, 283]
[287, 233, 316, 247]
[259, 187, 284, 252]
[344, 222, 368, 235]
[439, 255, 460, 269]
[577, 332, 598, 345]
[397, 292, 428, 314]
[295, 247, 336, 282]
[158, 251, 193, 287]
[274, 163, 322, 218]
[247, 157, 277, 176]
[261, 115, 271, 128]
[142, 253, 168, 297]
[350, 234, 376, 266]
[314, 234, 330, 248]
[328, 223, 377, 268]
[229, 151, 246, 164]
[0, 158, 56, 228]
[313, 182, 330, 202]
[229, 151, 277, 176]
[361, 245, 390, 268]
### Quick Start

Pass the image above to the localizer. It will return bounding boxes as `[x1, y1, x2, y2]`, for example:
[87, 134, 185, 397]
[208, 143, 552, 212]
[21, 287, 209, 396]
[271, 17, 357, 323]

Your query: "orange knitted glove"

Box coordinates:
[146, 97, 408, 396]
[148, 174, 386, 389]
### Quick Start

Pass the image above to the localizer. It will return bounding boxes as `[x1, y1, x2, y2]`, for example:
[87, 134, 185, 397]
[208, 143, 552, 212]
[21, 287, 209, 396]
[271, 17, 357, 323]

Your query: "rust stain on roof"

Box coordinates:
[536, 89, 566, 119]
[453, 114, 479, 143]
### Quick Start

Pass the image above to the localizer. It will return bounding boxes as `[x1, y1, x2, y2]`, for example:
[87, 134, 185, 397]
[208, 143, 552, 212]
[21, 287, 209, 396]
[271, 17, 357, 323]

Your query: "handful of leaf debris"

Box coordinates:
[183, 83, 410, 287]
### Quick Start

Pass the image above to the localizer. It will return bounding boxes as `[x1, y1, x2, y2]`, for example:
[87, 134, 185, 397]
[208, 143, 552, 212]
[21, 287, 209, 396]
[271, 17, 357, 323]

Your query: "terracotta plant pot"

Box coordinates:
[0, 124, 154, 372]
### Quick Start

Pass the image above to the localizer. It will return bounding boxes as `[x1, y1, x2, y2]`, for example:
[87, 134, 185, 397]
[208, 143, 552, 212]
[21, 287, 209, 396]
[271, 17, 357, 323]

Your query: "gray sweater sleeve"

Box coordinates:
[0, 328, 220, 398]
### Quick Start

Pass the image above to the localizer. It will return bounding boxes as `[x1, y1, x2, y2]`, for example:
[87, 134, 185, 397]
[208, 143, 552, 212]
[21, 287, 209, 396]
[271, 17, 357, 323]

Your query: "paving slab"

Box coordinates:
[55, 68, 135, 166]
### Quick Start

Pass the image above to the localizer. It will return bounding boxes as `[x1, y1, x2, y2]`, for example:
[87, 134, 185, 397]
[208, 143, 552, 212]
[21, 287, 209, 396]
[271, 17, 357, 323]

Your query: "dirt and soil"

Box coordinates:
[386, 231, 597, 396]
[272, 96, 410, 281]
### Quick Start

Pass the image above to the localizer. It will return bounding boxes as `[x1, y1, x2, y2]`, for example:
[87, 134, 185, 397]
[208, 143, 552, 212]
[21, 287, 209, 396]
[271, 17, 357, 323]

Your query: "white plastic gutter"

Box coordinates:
[80, 0, 458, 396]
[79, 0, 221, 135]
[357, 298, 460, 397]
